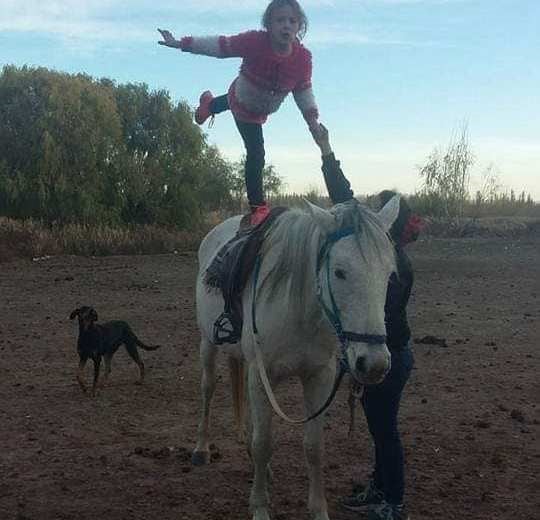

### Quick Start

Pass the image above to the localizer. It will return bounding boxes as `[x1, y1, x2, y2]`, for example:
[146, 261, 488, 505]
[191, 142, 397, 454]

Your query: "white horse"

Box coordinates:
[193, 198, 400, 520]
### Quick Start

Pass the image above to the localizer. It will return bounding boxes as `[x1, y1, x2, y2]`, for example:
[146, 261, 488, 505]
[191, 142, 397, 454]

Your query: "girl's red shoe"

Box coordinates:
[250, 203, 270, 226]
[195, 91, 214, 125]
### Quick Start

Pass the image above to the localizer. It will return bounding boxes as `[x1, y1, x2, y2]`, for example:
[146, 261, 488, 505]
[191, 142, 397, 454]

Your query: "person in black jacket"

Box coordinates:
[312, 124, 421, 520]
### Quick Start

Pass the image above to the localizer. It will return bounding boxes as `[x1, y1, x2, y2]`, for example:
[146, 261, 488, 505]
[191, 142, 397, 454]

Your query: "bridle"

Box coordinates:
[251, 224, 387, 424]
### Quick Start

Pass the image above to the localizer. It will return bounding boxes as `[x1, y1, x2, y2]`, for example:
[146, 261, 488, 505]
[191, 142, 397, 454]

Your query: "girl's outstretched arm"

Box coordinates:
[157, 29, 260, 58]
[294, 86, 319, 130]
[292, 50, 319, 132]
[157, 29, 183, 48]
[310, 123, 332, 156]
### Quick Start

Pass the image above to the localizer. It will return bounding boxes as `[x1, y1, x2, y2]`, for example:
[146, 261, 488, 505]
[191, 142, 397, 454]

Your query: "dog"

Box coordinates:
[70, 306, 161, 395]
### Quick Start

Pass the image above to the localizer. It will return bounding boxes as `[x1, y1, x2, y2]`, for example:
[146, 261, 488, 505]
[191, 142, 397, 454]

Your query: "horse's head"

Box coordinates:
[306, 196, 401, 385]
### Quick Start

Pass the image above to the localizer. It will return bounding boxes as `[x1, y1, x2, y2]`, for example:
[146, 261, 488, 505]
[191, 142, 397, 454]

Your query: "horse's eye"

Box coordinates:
[334, 269, 346, 280]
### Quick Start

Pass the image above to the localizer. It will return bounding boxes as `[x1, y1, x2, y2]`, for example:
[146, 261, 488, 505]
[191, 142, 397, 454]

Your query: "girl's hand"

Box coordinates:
[157, 29, 182, 48]
[310, 123, 332, 155]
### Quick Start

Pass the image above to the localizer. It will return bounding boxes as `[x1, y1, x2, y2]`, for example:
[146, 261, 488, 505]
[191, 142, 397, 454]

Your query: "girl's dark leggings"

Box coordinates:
[361, 346, 414, 505]
[210, 94, 265, 207]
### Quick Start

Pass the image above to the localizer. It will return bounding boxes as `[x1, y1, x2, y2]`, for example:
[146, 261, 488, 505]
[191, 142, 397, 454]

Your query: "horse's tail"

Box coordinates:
[228, 356, 246, 443]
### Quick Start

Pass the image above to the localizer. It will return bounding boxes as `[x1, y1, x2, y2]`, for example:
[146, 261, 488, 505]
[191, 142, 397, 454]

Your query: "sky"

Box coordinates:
[1, 0, 539, 199]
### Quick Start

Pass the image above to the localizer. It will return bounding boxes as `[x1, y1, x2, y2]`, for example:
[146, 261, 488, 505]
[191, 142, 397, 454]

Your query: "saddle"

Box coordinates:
[205, 207, 288, 344]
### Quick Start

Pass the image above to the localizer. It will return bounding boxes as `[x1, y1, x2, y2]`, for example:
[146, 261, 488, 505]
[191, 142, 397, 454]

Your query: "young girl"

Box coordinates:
[158, 0, 320, 226]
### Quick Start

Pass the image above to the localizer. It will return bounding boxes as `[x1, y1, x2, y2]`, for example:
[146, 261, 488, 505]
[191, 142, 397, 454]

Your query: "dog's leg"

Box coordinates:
[100, 353, 112, 389]
[125, 342, 145, 385]
[91, 356, 102, 396]
[77, 357, 88, 393]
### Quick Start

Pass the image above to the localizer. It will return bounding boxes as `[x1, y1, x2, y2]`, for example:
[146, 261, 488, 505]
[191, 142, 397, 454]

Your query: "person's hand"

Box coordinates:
[157, 29, 182, 48]
[310, 123, 332, 155]
[308, 120, 320, 138]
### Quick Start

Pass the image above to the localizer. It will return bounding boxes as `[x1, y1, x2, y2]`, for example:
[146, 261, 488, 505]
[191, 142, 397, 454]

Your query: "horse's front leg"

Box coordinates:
[248, 362, 273, 520]
[192, 338, 217, 465]
[302, 364, 335, 520]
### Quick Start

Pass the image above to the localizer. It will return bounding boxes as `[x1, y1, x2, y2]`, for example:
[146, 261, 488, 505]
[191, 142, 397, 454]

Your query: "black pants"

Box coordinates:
[361, 345, 414, 505]
[210, 94, 265, 207]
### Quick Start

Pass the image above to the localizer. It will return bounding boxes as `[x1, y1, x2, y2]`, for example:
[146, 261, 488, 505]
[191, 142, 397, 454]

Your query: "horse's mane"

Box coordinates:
[259, 202, 395, 317]
[260, 208, 323, 300]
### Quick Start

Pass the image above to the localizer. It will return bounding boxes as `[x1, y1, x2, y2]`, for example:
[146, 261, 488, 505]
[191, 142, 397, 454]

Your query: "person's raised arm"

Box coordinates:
[157, 28, 259, 58]
[310, 122, 333, 157]
[310, 124, 354, 204]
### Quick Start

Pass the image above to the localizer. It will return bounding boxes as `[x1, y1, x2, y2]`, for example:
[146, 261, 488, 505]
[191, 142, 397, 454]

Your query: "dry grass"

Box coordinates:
[0, 217, 206, 262]
[2, 212, 539, 263]
[424, 216, 540, 238]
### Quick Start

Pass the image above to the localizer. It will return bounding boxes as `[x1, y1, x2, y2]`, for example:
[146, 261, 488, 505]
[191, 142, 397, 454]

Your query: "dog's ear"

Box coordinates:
[69, 308, 79, 320]
[90, 308, 98, 322]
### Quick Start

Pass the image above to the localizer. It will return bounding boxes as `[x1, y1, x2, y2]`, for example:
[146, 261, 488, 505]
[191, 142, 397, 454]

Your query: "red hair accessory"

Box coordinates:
[401, 214, 425, 245]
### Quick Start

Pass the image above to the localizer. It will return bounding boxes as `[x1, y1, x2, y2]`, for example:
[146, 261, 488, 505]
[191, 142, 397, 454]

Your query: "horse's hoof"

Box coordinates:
[191, 450, 209, 466]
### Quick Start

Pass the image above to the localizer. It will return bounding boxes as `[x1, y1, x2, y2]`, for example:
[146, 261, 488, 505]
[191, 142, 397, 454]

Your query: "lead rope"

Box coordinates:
[348, 377, 364, 437]
[250, 255, 347, 425]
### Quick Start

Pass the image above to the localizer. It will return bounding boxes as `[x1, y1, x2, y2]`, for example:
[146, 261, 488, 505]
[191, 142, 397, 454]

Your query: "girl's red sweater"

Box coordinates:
[180, 30, 319, 125]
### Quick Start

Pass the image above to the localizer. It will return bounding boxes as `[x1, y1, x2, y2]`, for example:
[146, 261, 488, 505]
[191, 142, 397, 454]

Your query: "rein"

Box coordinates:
[250, 226, 386, 425]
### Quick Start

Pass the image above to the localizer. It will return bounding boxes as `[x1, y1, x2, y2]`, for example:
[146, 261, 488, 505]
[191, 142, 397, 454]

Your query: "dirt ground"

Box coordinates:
[1, 235, 539, 520]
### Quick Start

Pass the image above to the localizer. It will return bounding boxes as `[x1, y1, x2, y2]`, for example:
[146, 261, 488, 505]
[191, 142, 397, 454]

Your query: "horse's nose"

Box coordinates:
[355, 356, 366, 374]
[355, 354, 389, 383]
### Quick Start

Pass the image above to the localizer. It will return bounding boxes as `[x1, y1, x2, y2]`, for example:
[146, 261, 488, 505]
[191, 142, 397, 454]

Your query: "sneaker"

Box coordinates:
[368, 501, 409, 520]
[195, 90, 214, 125]
[250, 203, 270, 227]
[341, 480, 384, 512]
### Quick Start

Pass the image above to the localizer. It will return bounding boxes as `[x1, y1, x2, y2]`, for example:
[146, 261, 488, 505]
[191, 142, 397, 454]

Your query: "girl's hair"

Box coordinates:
[262, 0, 308, 40]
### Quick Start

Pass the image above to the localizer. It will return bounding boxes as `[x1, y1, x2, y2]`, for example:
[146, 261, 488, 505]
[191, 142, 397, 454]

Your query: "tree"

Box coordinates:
[0, 66, 123, 223]
[229, 157, 284, 211]
[0, 66, 235, 228]
[419, 123, 473, 218]
[110, 81, 208, 227]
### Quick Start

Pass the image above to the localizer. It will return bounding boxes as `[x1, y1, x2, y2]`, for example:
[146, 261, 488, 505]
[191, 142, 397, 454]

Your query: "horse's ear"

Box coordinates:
[303, 199, 335, 234]
[69, 308, 79, 320]
[377, 195, 400, 232]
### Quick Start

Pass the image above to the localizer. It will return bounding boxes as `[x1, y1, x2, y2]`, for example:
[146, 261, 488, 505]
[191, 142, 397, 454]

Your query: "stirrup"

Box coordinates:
[213, 312, 241, 345]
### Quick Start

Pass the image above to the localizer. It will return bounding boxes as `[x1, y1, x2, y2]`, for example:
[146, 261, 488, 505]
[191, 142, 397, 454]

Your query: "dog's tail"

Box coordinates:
[136, 339, 161, 351]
